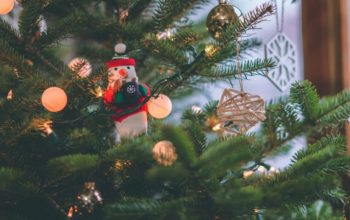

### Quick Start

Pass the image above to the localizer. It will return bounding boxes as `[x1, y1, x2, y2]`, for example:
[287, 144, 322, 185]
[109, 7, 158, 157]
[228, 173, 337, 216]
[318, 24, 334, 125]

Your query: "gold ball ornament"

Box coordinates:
[0, 0, 15, 15]
[41, 87, 68, 112]
[148, 94, 172, 119]
[152, 141, 177, 166]
[206, 0, 239, 39]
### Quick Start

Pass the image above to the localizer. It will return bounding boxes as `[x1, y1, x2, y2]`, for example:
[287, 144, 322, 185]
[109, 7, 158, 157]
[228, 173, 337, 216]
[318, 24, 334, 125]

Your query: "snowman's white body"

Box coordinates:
[108, 64, 148, 142]
[114, 111, 148, 142]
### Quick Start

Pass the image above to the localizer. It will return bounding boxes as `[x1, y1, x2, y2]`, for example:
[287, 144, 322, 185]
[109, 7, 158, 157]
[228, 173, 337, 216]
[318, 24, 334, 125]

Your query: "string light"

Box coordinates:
[212, 123, 221, 131]
[205, 44, 219, 57]
[6, 89, 13, 100]
[95, 86, 103, 98]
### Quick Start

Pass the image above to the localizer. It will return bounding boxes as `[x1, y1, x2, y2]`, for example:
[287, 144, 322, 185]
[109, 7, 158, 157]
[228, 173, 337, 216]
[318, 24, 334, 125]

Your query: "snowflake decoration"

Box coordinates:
[265, 33, 297, 91]
[126, 84, 136, 94]
[217, 89, 266, 136]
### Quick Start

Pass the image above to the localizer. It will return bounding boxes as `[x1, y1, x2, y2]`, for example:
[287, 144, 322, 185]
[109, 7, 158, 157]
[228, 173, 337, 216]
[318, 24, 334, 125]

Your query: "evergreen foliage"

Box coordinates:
[0, 1, 349, 220]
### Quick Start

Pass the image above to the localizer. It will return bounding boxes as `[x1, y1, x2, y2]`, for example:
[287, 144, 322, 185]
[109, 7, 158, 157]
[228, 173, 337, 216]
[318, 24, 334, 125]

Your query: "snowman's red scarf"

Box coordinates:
[103, 83, 150, 122]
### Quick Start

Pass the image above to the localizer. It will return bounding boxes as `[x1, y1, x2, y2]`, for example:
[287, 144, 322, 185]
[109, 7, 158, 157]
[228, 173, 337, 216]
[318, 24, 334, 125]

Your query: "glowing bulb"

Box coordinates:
[148, 94, 172, 119]
[6, 89, 13, 100]
[212, 123, 221, 131]
[41, 87, 68, 112]
[243, 170, 254, 178]
[0, 0, 15, 15]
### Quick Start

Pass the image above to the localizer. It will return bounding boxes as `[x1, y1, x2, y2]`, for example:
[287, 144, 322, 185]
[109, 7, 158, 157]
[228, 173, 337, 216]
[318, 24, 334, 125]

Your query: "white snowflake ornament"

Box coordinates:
[265, 33, 297, 91]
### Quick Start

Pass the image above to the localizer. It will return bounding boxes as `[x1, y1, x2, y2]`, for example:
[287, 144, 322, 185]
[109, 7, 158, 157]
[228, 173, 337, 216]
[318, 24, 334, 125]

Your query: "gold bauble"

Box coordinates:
[206, 2, 239, 39]
[152, 140, 177, 166]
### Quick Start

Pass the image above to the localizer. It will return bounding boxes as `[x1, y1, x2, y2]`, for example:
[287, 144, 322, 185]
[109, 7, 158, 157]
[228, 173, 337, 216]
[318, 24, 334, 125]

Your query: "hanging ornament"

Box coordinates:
[6, 89, 13, 100]
[265, 0, 297, 91]
[103, 43, 150, 141]
[152, 140, 177, 166]
[0, 0, 15, 15]
[217, 38, 266, 135]
[68, 58, 92, 78]
[206, 0, 239, 39]
[41, 87, 68, 112]
[148, 94, 172, 119]
[67, 182, 103, 219]
[217, 89, 265, 135]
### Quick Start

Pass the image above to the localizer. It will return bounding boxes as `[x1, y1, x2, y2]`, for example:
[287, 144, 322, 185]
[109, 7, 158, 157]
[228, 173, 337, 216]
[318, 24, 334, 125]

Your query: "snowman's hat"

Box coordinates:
[106, 43, 135, 69]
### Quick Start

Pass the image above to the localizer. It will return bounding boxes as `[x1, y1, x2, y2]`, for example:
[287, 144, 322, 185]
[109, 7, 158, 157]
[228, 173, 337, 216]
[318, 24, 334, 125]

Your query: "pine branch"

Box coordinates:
[18, 0, 43, 43]
[143, 34, 189, 66]
[0, 18, 22, 48]
[290, 81, 320, 122]
[197, 136, 255, 178]
[0, 167, 23, 191]
[0, 40, 34, 76]
[127, 0, 153, 20]
[200, 58, 274, 79]
[105, 197, 195, 218]
[153, 0, 209, 31]
[47, 154, 100, 178]
[219, 3, 274, 42]
[35, 12, 87, 49]
[182, 111, 208, 153]
[161, 125, 198, 167]
[291, 135, 345, 164]
[317, 90, 350, 125]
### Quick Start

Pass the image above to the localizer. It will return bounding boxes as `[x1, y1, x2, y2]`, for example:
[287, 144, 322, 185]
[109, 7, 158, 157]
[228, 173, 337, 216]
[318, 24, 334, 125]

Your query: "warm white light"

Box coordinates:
[212, 123, 221, 131]
[148, 94, 172, 119]
[6, 89, 13, 100]
[0, 0, 15, 15]
[41, 87, 68, 112]
[243, 170, 254, 178]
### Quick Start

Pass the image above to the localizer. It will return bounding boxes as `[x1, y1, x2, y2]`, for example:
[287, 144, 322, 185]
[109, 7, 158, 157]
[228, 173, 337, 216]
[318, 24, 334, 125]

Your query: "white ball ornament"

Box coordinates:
[0, 0, 15, 15]
[41, 87, 68, 112]
[68, 58, 92, 78]
[152, 140, 177, 166]
[148, 94, 172, 119]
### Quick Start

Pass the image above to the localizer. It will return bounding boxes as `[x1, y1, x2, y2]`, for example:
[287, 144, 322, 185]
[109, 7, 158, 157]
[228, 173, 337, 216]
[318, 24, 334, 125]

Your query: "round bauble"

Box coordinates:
[68, 57, 92, 78]
[152, 140, 177, 166]
[114, 43, 127, 54]
[206, 1, 239, 39]
[148, 94, 172, 119]
[0, 0, 15, 15]
[41, 87, 67, 112]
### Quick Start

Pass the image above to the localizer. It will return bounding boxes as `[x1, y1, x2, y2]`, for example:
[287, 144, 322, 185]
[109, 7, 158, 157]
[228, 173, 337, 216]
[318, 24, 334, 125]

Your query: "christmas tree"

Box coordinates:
[1, 0, 350, 220]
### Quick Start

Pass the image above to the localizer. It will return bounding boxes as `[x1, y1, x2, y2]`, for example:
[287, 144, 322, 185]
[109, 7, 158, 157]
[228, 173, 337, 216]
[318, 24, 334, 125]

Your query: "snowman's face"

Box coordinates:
[108, 65, 138, 83]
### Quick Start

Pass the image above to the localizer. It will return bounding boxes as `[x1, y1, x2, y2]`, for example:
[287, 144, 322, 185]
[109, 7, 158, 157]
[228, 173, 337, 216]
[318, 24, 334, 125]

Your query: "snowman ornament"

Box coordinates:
[103, 43, 150, 142]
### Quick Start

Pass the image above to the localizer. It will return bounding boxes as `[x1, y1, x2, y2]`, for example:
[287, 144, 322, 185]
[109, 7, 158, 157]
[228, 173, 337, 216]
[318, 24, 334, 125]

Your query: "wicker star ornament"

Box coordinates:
[217, 89, 266, 135]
